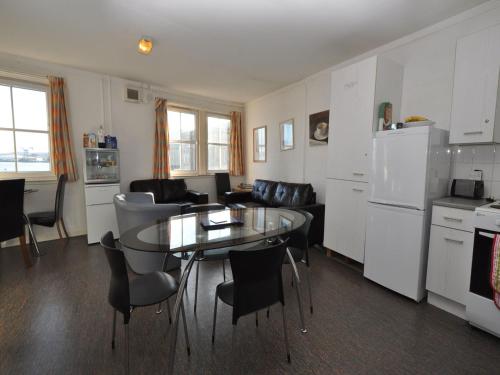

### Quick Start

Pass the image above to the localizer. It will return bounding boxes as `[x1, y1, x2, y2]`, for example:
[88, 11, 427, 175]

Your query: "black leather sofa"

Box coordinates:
[224, 179, 325, 246]
[130, 178, 208, 212]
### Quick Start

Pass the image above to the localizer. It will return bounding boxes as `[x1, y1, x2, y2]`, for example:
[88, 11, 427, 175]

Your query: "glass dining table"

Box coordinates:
[119, 206, 307, 375]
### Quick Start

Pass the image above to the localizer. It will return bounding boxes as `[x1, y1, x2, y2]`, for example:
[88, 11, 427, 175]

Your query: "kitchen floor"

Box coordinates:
[1, 236, 499, 375]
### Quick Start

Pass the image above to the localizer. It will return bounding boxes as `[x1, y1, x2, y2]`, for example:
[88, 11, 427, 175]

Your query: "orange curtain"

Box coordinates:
[229, 111, 244, 176]
[153, 98, 170, 178]
[48, 76, 78, 182]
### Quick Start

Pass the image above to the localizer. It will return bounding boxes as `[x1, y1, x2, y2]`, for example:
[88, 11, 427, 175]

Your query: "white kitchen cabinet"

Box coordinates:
[324, 179, 367, 263]
[84, 184, 120, 244]
[450, 24, 500, 144]
[426, 205, 474, 318]
[327, 56, 404, 182]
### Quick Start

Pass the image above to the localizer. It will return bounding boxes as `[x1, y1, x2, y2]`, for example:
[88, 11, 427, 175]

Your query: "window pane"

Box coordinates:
[180, 112, 196, 141]
[180, 143, 196, 170]
[220, 145, 228, 170]
[0, 85, 13, 128]
[169, 143, 181, 171]
[208, 144, 228, 170]
[12, 87, 48, 131]
[207, 116, 229, 144]
[15, 131, 50, 171]
[168, 110, 181, 141]
[0, 129, 15, 171]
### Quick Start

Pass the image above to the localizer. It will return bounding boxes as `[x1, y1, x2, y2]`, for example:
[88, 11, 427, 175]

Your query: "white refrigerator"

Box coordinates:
[363, 126, 450, 301]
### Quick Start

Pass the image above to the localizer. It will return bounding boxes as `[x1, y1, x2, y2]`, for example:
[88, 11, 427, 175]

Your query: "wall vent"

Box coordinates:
[124, 86, 142, 103]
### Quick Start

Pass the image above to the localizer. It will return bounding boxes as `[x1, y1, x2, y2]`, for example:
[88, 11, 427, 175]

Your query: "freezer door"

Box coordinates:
[369, 128, 430, 210]
[363, 202, 428, 301]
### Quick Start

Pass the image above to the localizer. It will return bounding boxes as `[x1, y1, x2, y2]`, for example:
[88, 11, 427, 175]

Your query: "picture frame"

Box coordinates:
[253, 126, 267, 162]
[280, 119, 294, 151]
[309, 110, 329, 146]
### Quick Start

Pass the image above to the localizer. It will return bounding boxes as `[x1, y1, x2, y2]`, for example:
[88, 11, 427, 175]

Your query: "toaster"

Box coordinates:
[450, 179, 484, 199]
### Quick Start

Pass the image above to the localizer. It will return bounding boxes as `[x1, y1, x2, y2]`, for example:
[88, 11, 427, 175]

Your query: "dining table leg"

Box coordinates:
[167, 248, 199, 375]
[286, 248, 307, 334]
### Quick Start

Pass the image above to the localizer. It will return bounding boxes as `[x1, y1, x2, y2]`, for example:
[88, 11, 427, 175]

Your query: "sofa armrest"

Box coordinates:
[287, 203, 325, 246]
[186, 190, 209, 204]
[224, 191, 252, 205]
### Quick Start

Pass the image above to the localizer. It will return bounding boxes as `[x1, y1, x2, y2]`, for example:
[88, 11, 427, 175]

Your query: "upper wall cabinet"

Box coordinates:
[450, 24, 500, 144]
[327, 56, 404, 182]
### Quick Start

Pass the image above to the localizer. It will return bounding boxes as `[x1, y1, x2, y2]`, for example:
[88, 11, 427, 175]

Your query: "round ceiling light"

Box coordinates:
[138, 37, 153, 55]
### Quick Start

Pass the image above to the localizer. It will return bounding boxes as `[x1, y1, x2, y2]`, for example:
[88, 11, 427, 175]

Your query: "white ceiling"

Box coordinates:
[0, 0, 488, 103]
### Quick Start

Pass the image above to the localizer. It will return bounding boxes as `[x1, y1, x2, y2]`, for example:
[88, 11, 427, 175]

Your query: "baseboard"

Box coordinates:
[427, 292, 466, 320]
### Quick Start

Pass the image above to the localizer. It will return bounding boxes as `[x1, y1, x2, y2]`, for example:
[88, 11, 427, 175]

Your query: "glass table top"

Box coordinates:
[119, 207, 306, 253]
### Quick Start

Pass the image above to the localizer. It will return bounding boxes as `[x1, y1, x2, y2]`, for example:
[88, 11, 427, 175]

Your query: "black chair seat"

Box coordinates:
[283, 246, 304, 264]
[28, 211, 56, 226]
[216, 281, 234, 306]
[129, 271, 178, 307]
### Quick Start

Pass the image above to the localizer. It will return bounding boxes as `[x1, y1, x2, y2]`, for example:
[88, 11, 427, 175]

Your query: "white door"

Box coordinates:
[364, 202, 427, 301]
[450, 27, 492, 144]
[327, 57, 376, 182]
[369, 127, 429, 210]
[324, 179, 367, 263]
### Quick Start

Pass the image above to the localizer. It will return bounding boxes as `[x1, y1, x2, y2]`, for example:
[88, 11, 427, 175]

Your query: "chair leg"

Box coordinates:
[287, 250, 307, 333]
[111, 309, 117, 349]
[267, 308, 270, 319]
[60, 219, 69, 238]
[156, 302, 163, 314]
[194, 261, 200, 314]
[24, 216, 41, 257]
[212, 290, 218, 344]
[19, 234, 33, 268]
[124, 323, 130, 375]
[180, 301, 191, 356]
[222, 259, 226, 281]
[281, 303, 291, 363]
[305, 264, 314, 314]
[255, 312, 258, 327]
[56, 221, 63, 239]
[166, 299, 172, 324]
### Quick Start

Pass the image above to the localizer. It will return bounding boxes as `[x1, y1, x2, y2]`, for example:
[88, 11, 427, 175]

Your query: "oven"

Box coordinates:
[467, 210, 500, 337]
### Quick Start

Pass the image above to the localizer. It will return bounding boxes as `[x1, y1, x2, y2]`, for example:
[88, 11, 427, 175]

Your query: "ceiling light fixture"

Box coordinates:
[138, 37, 153, 55]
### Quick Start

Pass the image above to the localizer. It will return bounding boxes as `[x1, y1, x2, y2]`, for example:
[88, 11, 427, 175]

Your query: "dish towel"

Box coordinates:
[491, 235, 500, 309]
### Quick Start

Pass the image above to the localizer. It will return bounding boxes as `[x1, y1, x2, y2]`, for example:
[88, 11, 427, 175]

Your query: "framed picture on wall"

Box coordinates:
[253, 126, 267, 162]
[280, 119, 294, 151]
[309, 110, 329, 146]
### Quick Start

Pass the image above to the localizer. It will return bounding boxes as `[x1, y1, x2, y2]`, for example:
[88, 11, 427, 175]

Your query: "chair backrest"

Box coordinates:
[0, 179, 25, 242]
[229, 239, 288, 324]
[113, 193, 181, 235]
[100, 231, 131, 323]
[289, 209, 314, 264]
[215, 173, 231, 196]
[183, 204, 225, 214]
[54, 174, 67, 220]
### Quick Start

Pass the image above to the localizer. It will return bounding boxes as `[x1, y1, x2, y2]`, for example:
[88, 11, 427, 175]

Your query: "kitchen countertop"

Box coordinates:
[433, 197, 491, 211]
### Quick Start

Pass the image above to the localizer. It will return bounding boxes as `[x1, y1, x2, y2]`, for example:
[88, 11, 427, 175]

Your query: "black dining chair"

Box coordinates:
[27, 174, 68, 252]
[100, 231, 190, 375]
[183, 204, 230, 314]
[285, 210, 314, 314]
[214, 172, 231, 204]
[211, 239, 291, 362]
[0, 179, 32, 268]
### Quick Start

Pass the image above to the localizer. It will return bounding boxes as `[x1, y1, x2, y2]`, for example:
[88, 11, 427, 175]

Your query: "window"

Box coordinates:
[207, 114, 230, 171]
[168, 107, 198, 174]
[0, 80, 51, 178]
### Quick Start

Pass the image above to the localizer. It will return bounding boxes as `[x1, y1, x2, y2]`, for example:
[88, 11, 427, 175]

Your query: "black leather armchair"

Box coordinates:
[130, 178, 208, 212]
[224, 179, 325, 246]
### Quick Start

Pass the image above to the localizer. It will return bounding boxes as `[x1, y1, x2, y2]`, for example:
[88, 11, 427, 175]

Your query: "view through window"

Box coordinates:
[167, 108, 197, 172]
[207, 115, 230, 171]
[0, 82, 51, 174]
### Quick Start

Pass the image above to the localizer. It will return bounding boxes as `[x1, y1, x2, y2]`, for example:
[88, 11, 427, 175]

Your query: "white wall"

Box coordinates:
[0, 52, 244, 245]
[244, 2, 500, 204]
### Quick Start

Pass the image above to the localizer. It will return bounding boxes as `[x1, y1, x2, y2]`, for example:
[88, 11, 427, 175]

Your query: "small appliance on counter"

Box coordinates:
[450, 179, 484, 199]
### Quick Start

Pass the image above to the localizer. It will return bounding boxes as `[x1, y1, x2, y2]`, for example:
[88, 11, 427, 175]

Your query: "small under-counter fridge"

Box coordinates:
[83, 148, 120, 244]
[363, 126, 450, 301]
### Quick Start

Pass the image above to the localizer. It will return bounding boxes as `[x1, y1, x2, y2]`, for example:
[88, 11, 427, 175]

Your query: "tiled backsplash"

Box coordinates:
[451, 145, 500, 199]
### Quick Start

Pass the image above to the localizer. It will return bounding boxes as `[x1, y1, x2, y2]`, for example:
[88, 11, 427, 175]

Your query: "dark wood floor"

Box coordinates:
[1, 236, 500, 375]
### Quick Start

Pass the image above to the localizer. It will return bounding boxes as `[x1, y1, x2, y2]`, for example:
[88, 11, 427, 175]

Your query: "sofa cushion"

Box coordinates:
[272, 182, 314, 207]
[160, 179, 187, 203]
[251, 179, 278, 205]
[129, 179, 162, 203]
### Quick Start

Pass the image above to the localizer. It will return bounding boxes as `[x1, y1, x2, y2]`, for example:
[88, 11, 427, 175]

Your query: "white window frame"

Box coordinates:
[206, 112, 230, 174]
[0, 77, 55, 181]
[167, 106, 199, 177]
